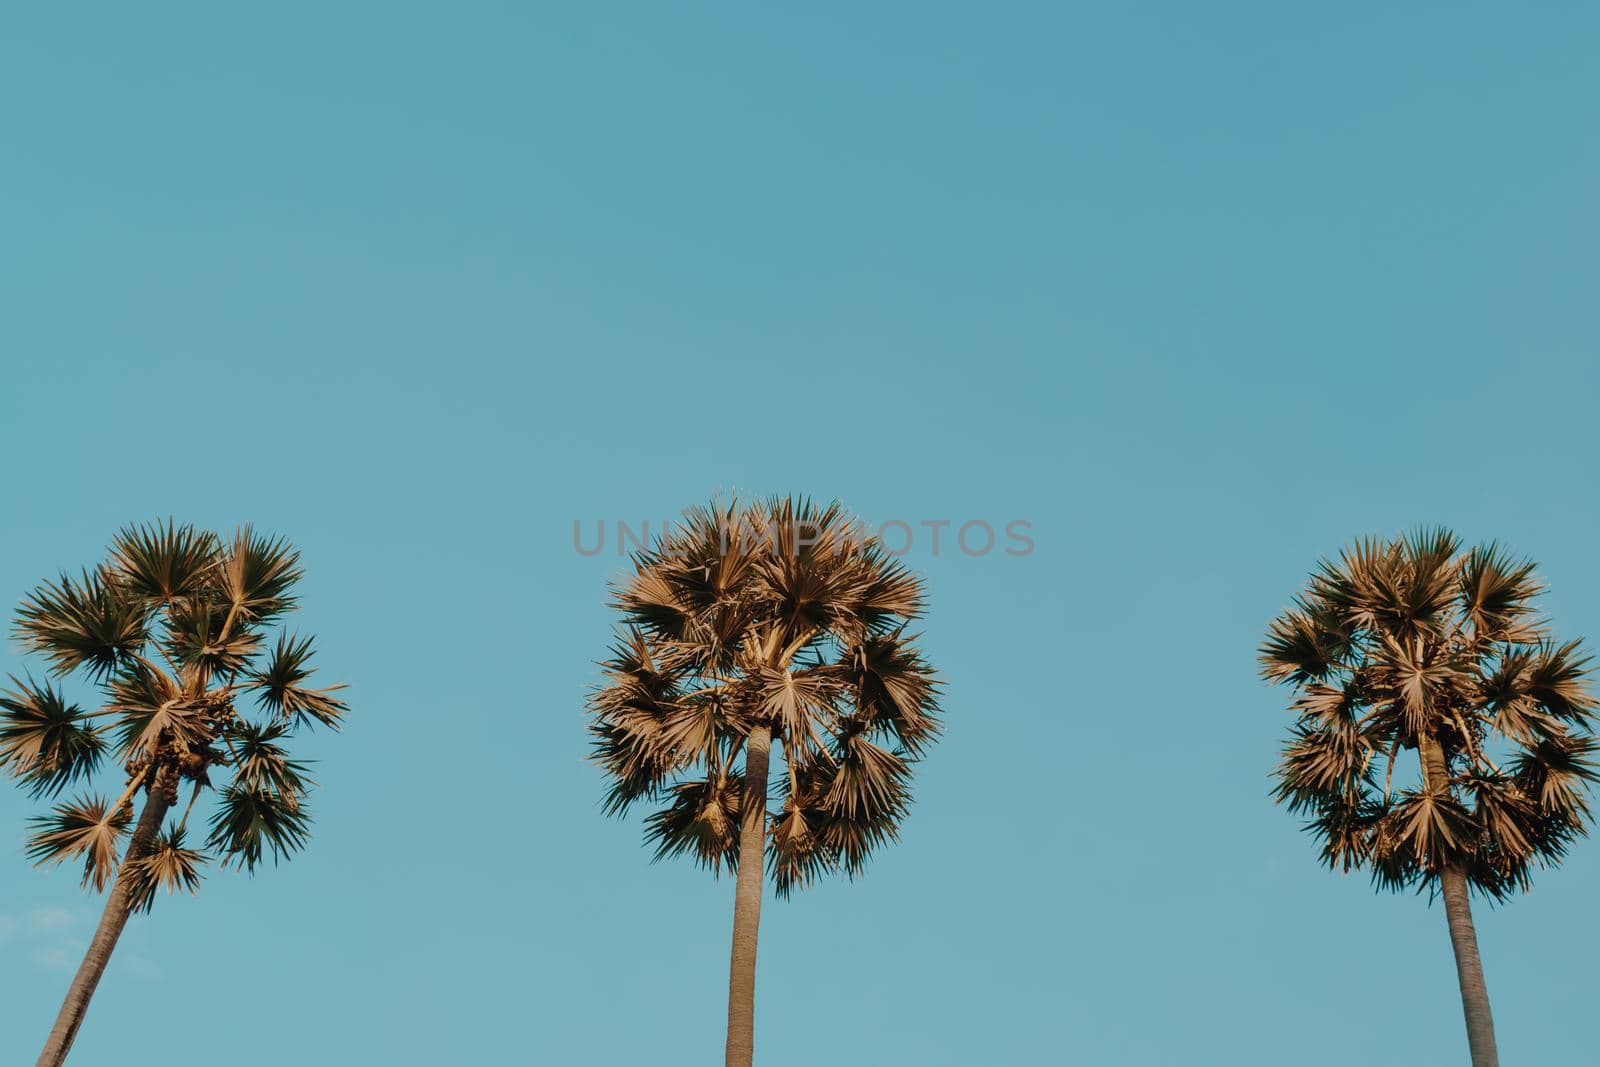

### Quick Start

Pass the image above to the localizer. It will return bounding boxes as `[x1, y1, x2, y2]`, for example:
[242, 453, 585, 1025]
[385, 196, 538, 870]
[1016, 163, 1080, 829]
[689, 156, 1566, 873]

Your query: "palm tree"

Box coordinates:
[1261, 529, 1597, 1067]
[0, 521, 347, 1067]
[587, 498, 942, 1067]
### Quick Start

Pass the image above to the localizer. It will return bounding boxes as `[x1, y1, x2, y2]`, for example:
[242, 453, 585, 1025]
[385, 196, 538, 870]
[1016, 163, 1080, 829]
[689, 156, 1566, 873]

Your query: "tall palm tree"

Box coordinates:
[1261, 529, 1597, 1067]
[0, 521, 347, 1067]
[587, 498, 942, 1067]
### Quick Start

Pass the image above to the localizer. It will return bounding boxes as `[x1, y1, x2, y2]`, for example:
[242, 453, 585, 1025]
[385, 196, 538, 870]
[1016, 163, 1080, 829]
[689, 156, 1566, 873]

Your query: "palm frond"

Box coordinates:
[814, 802, 901, 878]
[216, 527, 302, 626]
[773, 730, 912, 880]
[1511, 732, 1598, 822]
[590, 717, 674, 815]
[1457, 542, 1543, 642]
[614, 567, 697, 642]
[226, 720, 315, 799]
[206, 783, 312, 871]
[27, 794, 133, 891]
[587, 630, 690, 812]
[852, 556, 927, 627]
[768, 801, 835, 897]
[1273, 723, 1375, 813]
[655, 694, 735, 771]
[1381, 786, 1474, 873]
[108, 670, 210, 759]
[160, 598, 263, 679]
[1259, 603, 1351, 685]
[642, 776, 742, 873]
[1525, 640, 1597, 723]
[1457, 771, 1538, 866]
[1308, 535, 1395, 632]
[244, 632, 346, 729]
[1479, 647, 1562, 745]
[840, 633, 942, 756]
[125, 824, 208, 912]
[109, 519, 220, 605]
[757, 666, 838, 754]
[0, 675, 107, 797]
[1288, 682, 1363, 730]
[1303, 793, 1382, 873]
[1371, 633, 1468, 739]
[14, 568, 149, 678]
[820, 730, 910, 823]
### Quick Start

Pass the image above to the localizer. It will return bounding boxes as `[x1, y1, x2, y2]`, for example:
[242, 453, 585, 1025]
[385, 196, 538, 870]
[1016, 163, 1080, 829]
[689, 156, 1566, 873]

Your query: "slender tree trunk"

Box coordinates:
[1440, 863, 1499, 1067]
[37, 767, 173, 1067]
[725, 724, 771, 1067]
[1419, 732, 1499, 1067]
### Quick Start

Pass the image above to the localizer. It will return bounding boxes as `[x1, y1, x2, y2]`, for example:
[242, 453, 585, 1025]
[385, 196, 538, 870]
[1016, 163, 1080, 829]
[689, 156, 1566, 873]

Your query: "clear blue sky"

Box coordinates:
[2, 3, 1597, 1064]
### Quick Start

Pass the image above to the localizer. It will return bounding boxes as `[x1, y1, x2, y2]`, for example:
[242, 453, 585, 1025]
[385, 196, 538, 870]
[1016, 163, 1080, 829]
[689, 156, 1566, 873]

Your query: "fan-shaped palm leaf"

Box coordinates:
[109, 520, 220, 605]
[14, 569, 150, 678]
[125, 825, 208, 913]
[643, 775, 742, 872]
[161, 597, 263, 678]
[1457, 543, 1543, 643]
[27, 795, 133, 891]
[244, 632, 346, 729]
[226, 721, 315, 800]
[0, 676, 107, 797]
[108, 670, 211, 759]
[207, 783, 312, 871]
[216, 527, 302, 625]
[841, 633, 942, 755]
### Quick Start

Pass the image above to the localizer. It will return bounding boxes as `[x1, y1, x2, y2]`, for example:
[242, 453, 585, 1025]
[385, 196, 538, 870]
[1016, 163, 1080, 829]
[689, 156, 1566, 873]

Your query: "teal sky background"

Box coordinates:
[3, 3, 1598, 1064]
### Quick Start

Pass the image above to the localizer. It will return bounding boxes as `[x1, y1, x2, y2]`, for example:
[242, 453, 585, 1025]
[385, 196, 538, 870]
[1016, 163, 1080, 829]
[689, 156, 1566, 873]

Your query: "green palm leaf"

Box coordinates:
[14, 568, 149, 678]
[109, 519, 220, 605]
[206, 783, 312, 871]
[161, 598, 263, 678]
[0, 676, 107, 797]
[217, 527, 302, 625]
[244, 632, 347, 729]
[226, 721, 316, 799]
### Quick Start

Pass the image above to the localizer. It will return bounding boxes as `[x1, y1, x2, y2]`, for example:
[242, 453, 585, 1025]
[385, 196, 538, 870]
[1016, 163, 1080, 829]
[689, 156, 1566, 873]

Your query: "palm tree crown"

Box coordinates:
[1260, 528, 1597, 899]
[588, 497, 942, 894]
[2, 520, 346, 908]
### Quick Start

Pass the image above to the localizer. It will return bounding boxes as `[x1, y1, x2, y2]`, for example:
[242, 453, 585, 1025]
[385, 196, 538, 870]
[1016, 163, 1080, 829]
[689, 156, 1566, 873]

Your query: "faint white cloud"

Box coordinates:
[0, 905, 87, 972]
[115, 922, 168, 983]
[122, 954, 166, 982]
[32, 938, 85, 972]
[2, 902, 164, 981]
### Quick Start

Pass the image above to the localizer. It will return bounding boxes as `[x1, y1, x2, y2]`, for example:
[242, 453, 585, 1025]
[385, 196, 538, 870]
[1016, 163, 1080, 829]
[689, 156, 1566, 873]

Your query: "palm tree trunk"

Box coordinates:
[725, 724, 771, 1067]
[36, 768, 173, 1067]
[1440, 863, 1499, 1067]
[1419, 732, 1499, 1067]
